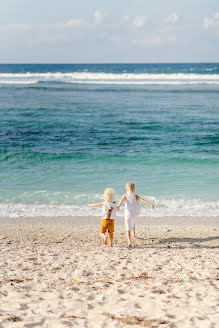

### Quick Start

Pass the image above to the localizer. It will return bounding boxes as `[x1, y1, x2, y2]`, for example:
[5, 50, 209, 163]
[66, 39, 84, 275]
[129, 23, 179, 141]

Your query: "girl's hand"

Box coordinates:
[117, 206, 120, 212]
[151, 204, 155, 210]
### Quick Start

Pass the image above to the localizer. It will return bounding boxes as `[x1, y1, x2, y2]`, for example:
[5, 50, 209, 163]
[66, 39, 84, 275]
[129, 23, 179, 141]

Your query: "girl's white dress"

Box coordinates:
[124, 192, 140, 231]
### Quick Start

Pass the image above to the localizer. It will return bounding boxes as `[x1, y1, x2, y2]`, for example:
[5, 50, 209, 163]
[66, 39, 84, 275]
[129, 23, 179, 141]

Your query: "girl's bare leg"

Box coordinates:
[132, 227, 136, 240]
[126, 230, 132, 247]
[109, 233, 113, 247]
[100, 232, 107, 245]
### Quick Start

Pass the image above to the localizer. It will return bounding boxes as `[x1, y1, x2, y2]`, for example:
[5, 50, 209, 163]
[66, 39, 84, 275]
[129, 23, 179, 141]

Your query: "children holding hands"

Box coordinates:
[88, 183, 154, 247]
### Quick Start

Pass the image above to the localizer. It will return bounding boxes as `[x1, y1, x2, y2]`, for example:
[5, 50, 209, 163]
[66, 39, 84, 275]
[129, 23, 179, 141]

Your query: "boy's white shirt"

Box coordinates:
[102, 201, 117, 220]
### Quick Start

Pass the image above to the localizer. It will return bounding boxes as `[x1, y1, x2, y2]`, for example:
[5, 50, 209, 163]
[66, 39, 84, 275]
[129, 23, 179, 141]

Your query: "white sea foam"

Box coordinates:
[67, 81, 219, 85]
[0, 80, 38, 84]
[0, 72, 219, 85]
[0, 72, 219, 80]
[0, 197, 218, 217]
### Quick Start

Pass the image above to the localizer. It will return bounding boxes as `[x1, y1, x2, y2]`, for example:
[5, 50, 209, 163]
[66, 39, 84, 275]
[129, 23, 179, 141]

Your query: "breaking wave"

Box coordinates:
[0, 193, 218, 217]
[0, 72, 219, 85]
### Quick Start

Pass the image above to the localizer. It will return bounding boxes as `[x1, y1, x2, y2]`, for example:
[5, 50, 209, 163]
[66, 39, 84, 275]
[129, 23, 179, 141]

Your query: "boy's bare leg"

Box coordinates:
[100, 232, 107, 245]
[126, 231, 132, 247]
[132, 227, 136, 240]
[109, 233, 113, 247]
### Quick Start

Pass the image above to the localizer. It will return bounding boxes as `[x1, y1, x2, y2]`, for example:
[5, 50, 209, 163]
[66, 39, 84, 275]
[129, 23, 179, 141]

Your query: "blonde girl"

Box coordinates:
[117, 182, 154, 247]
[88, 188, 117, 247]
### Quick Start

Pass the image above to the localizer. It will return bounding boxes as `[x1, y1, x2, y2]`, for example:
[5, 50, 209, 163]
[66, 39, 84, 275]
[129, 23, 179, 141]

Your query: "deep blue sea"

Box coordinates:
[0, 63, 219, 217]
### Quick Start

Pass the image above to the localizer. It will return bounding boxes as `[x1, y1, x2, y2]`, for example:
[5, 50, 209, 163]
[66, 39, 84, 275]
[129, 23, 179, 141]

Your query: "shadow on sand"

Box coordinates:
[131, 235, 219, 249]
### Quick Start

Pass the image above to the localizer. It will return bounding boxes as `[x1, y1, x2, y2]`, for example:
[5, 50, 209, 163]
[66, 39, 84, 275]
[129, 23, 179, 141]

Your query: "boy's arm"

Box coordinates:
[136, 195, 154, 210]
[117, 194, 126, 211]
[88, 202, 103, 207]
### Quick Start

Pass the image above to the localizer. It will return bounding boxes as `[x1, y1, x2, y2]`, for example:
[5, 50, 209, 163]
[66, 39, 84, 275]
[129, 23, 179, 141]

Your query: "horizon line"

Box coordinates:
[0, 61, 219, 65]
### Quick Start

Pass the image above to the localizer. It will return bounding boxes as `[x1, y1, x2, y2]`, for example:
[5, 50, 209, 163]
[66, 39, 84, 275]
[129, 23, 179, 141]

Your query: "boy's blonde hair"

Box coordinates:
[104, 188, 115, 202]
[126, 182, 135, 193]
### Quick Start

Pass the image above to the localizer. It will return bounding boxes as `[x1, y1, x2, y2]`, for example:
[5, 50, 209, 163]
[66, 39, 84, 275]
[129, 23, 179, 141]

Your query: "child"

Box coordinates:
[88, 188, 117, 247]
[117, 182, 154, 247]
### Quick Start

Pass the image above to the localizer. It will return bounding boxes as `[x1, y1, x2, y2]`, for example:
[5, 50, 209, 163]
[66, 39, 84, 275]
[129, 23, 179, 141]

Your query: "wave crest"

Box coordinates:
[0, 72, 219, 85]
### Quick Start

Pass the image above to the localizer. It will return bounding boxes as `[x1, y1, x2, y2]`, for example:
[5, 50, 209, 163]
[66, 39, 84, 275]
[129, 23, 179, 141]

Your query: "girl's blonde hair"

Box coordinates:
[104, 188, 115, 202]
[126, 182, 135, 193]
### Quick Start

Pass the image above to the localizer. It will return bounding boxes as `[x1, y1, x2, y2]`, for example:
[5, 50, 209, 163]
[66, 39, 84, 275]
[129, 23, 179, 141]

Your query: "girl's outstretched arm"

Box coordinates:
[117, 194, 127, 211]
[88, 202, 103, 207]
[136, 195, 154, 210]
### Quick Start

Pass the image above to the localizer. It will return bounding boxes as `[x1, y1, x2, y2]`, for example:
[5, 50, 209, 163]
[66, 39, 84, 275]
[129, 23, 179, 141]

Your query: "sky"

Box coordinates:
[0, 0, 219, 63]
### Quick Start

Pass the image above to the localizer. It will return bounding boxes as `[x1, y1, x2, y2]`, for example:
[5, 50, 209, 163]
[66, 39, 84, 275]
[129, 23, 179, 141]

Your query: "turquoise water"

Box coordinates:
[0, 63, 219, 217]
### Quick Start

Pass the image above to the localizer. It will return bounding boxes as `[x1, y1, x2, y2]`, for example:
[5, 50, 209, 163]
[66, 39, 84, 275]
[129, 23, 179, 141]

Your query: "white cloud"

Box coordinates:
[0, 12, 179, 49]
[203, 12, 219, 29]
[0, 24, 31, 32]
[132, 32, 177, 47]
[133, 35, 161, 46]
[120, 15, 130, 25]
[94, 10, 106, 24]
[133, 16, 147, 28]
[164, 13, 179, 25]
[65, 18, 87, 27]
[122, 16, 129, 22]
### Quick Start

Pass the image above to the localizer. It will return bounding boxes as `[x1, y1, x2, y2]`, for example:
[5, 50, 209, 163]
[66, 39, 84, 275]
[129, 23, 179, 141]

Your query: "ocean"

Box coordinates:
[0, 63, 219, 218]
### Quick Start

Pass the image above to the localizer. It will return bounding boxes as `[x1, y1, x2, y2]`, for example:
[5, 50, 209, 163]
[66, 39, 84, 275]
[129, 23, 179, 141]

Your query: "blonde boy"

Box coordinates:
[88, 188, 117, 247]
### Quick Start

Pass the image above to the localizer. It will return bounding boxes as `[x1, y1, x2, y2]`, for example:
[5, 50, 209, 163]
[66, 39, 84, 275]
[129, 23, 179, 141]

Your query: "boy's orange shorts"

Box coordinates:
[100, 219, 114, 233]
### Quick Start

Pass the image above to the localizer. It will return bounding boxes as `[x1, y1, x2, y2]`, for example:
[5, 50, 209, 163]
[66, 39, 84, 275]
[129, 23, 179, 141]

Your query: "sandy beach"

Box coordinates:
[0, 218, 218, 328]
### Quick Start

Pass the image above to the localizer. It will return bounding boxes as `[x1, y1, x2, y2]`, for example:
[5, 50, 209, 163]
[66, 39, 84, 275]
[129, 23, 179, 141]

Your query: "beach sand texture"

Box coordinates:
[0, 223, 218, 328]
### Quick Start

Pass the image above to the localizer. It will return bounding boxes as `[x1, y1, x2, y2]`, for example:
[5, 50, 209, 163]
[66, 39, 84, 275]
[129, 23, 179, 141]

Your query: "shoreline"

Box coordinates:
[0, 215, 218, 226]
[0, 223, 218, 249]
